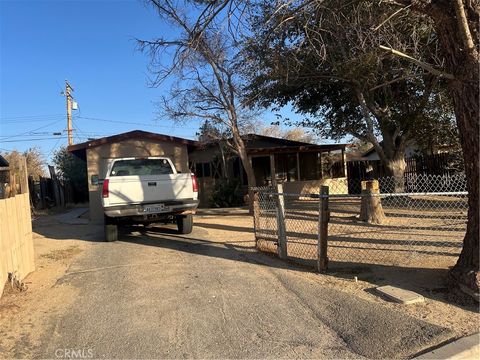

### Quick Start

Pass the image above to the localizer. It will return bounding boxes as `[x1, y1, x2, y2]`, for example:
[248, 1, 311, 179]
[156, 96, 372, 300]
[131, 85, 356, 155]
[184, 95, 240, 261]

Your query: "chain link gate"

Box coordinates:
[252, 173, 468, 270]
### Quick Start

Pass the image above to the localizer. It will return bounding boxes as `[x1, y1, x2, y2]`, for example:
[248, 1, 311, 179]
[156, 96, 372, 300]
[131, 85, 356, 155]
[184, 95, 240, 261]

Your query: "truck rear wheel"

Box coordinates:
[176, 214, 193, 234]
[104, 216, 118, 242]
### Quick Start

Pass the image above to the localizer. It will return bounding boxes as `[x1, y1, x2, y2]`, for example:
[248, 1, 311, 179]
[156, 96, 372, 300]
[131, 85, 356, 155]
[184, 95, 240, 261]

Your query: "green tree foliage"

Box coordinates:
[243, 0, 455, 189]
[52, 147, 88, 202]
[210, 179, 244, 208]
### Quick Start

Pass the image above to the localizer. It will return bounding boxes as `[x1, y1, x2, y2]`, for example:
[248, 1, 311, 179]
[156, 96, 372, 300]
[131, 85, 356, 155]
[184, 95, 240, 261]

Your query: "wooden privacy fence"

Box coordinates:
[0, 156, 35, 297]
[0, 193, 35, 297]
[346, 153, 463, 194]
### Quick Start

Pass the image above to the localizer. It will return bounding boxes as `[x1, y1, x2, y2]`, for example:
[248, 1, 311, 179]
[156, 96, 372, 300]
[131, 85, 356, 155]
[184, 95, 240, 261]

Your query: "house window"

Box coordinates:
[321, 150, 345, 178]
[232, 157, 247, 184]
[203, 162, 211, 177]
[196, 163, 204, 178]
[194, 162, 213, 178]
[275, 153, 298, 182]
[299, 152, 320, 180]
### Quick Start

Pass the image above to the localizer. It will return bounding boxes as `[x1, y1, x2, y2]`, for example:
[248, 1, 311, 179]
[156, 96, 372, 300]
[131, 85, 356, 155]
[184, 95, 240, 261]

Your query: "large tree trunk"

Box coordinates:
[371, 137, 407, 193]
[384, 156, 406, 193]
[231, 127, 257, 210]
[429, 2, 479, 298]
[449, 80, 480, 299]
[218, 142, 227, 178]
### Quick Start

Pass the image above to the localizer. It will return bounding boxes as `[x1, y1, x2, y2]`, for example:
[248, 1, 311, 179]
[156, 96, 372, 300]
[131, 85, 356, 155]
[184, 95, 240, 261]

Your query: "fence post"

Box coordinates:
[317, 185, 329, 272]
[39, 177, 47, 209]
[276, 183, 287, 259]
[19, 157, 29, 195]
[252, 190, 260, 247]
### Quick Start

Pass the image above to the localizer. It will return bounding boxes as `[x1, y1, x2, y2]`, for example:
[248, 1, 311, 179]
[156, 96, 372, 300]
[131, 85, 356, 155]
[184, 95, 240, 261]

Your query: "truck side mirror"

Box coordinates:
[91, 175, 99, 186]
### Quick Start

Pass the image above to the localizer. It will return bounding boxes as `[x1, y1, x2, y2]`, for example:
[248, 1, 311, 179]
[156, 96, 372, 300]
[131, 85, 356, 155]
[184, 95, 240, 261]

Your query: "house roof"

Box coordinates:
[68, 130, 199, 161]
[239, 134, 347, 154]
[363, 145, 378, 157]
[244, 134, 347, 154]
[196, 133, 347, 154]
[68, 130, 198, 152]
[247, 143, 346, 155]
[241, 134, 316, 148]
[0, 154, 9, 167]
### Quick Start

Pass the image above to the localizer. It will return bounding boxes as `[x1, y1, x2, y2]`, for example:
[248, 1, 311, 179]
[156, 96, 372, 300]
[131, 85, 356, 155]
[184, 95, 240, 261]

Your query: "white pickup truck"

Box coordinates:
[101, 157, 199, 241]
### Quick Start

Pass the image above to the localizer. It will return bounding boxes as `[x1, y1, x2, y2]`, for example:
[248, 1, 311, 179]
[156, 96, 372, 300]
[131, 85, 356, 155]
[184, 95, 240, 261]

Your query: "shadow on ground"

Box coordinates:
[34, 210, 478, 314]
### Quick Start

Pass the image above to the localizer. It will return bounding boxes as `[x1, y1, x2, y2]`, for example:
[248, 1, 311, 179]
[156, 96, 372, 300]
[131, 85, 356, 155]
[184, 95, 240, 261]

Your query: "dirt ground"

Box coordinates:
[0, 209, 478, 358]
[256, 195, 467, 269]
[196, 210, 478, 338]
[0, 214, 99, 357]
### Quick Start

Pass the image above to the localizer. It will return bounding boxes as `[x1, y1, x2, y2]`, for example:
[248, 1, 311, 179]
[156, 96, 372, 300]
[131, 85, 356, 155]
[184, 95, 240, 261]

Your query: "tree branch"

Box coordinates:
[379, 45, 455, 79]
[373, 4, 411, 31]
[453, 0, 478, 59]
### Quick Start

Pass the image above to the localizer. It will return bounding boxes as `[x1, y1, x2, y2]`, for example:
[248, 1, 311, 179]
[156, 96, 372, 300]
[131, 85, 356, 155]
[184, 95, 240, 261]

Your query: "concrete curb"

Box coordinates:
[196, 207, 249, 215]
[414, 333, 479, 359]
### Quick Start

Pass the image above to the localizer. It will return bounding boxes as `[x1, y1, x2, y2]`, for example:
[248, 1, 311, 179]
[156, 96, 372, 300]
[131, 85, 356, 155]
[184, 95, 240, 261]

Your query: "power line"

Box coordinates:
[0, 113, 64, 120]
[0, 114, 64, 123]
[0, 137, 68, 143]
[47, 136, 64, 158]
[0, 131, 59, 137]
[0, 120, 64, 140]
[75, 115, 198, 130]
[72, 117, 110, 140]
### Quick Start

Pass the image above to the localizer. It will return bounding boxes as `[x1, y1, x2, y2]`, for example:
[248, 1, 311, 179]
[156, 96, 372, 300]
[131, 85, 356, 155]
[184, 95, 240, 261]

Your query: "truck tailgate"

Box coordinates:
[106, 174, 193, 206]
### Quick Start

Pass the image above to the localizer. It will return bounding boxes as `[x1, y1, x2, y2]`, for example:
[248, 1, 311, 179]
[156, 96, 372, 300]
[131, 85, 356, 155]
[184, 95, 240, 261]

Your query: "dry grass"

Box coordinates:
[40, 246, 82, 262]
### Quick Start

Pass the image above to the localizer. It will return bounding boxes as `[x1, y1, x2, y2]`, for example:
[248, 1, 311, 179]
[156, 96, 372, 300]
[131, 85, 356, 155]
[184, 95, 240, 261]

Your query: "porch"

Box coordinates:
[189, 137, 348, 206]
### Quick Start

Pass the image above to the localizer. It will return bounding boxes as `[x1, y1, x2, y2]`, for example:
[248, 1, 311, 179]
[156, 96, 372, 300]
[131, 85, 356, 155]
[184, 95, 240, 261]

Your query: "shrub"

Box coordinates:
[210, 179, 245, 208]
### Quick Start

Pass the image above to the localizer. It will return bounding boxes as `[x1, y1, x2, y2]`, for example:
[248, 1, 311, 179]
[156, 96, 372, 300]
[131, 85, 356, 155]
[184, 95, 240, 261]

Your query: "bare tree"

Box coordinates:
[138, 0, 257, 198]
[260, 125, 317, 143]
[2, 147, 45, 180]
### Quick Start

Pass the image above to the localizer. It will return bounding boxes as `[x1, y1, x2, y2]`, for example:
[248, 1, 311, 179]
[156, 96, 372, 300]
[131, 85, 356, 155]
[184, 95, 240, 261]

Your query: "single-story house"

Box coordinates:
[346, 141, 459, 194]
[0, 155, 9, 199]
[68, 130, 349, 218]
[0, 155, 9, 167]
[361, 140, 453, 162]
[68, 130, 198, 223]
[188, 134, 349, 205]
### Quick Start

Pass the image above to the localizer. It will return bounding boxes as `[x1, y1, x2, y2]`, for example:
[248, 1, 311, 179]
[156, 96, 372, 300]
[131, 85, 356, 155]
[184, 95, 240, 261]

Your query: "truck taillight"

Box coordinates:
[102, 179, 109, 198]
[191, 174, 198, 192]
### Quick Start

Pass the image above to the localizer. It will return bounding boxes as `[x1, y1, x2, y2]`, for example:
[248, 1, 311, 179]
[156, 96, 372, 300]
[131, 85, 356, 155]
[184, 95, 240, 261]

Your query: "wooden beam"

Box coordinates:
[270, 154, 276, 186]
[296, 152, 301, 181]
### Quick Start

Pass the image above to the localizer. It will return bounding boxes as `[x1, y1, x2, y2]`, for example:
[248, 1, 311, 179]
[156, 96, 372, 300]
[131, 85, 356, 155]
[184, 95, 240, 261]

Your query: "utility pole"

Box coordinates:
[65, 80, 74, 146]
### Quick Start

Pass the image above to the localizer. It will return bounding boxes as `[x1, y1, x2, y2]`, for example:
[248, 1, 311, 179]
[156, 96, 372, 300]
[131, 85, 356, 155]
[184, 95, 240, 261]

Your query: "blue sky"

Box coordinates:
[0, 0, 321, 163]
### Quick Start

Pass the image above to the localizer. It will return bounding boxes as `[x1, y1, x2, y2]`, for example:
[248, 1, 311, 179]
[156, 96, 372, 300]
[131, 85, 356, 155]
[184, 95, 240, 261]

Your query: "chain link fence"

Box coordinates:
[252, 173, 468, 269]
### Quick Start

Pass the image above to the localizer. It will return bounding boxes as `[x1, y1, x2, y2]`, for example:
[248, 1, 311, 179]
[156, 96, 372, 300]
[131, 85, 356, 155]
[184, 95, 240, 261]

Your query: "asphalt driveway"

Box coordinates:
[19, 213, 453, 359]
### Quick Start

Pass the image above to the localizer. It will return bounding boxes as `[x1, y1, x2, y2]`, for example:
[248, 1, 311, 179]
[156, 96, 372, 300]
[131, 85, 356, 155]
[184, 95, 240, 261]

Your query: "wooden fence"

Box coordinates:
[346, 153, 462, 194]
[0, 192, 35, 297]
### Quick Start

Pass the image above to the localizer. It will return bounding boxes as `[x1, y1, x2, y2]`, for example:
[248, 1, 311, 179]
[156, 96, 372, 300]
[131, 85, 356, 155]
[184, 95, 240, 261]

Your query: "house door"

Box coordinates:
[251, 156, 272, 186]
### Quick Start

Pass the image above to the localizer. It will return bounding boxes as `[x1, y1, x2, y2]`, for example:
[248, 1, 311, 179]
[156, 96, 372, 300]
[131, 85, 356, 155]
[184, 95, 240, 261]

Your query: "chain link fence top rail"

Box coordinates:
[252, 173, 468, 269]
